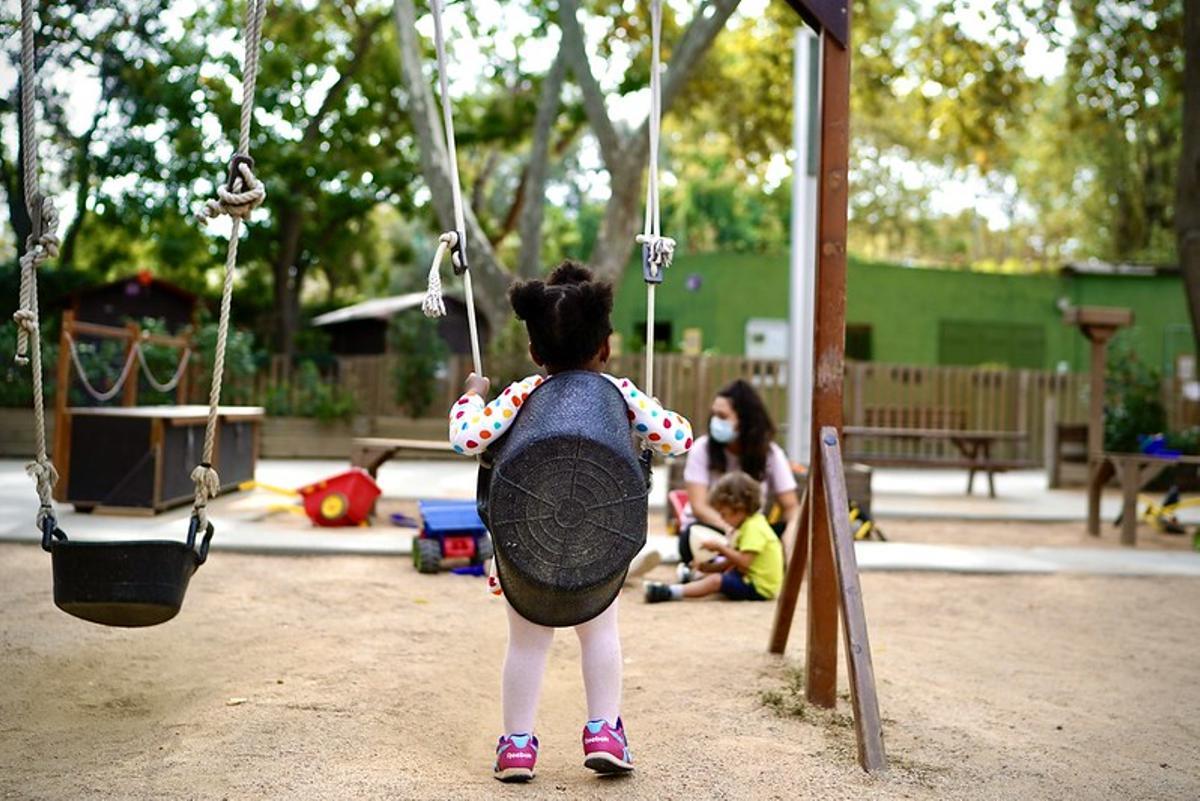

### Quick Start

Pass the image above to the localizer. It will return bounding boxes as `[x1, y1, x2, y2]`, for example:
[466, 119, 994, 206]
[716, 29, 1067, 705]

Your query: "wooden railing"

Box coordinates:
[197, 354, 1200, 467]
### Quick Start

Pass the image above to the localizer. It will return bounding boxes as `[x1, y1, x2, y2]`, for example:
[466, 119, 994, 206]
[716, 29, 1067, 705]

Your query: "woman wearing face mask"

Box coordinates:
[676, 379, 800, 573]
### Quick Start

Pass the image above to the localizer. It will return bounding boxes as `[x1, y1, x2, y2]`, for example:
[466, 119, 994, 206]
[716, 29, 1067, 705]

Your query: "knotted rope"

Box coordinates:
[421, 232, 456, 318]
[420, 0, 483, 376]
[640, 0, 670, 399]
[190, 0, 268, 534]
[196, 157, 266, 225]
[15, 0, 61, 530]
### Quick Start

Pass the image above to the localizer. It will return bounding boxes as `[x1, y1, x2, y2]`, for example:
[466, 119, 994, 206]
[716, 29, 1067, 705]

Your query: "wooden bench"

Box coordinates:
[350, 437, 454, 478]
[843, 426, 1034, 498]
[862, 406, 967, 430]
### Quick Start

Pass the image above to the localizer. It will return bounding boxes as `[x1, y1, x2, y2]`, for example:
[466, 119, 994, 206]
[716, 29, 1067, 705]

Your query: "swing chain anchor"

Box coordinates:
[226, 154, 256, 191]
[637, 233, 675, 284]
[186, 514, 216, 566]
[40, 513, 66, 553]
[445, 229, 469, 275]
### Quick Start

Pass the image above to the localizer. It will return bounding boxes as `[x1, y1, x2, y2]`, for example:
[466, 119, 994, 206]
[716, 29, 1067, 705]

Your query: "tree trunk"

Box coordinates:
[392, 0, 515, 329]
[59, 117, 102, 268]
[6, 89, 33, 259]
[588, 154, 647, 285]
[558, 0, 742, 282]
[1179, 0, 1200, 356]
[273, 206, 305, 368]
[516, 50, 567, 278]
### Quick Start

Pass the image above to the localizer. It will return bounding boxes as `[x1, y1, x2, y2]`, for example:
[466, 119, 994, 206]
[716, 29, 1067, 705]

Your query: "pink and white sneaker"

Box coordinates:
[581, 718, 634, 774]
[494, 733, 538, 782]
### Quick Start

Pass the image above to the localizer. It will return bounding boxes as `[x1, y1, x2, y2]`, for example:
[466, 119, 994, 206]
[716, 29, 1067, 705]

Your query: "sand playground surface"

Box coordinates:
[2, 517, 1199, 801]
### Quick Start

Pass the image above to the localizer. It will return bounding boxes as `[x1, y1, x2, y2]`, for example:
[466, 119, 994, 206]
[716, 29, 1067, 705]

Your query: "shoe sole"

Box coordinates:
[584, 752, 634, 775]
[494, 768, 534, 783]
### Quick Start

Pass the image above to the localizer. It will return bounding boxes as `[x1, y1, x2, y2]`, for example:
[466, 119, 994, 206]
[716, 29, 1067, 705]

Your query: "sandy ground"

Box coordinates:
[2, 541, 1198, 801]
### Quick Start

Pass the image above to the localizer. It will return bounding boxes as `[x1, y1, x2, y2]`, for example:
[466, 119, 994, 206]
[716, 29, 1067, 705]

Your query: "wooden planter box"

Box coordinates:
[55, 405, 263, 515]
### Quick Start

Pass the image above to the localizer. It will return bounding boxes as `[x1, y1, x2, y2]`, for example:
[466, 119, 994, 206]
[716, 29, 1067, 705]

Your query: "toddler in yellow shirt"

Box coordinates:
[644, 471, 783, 602]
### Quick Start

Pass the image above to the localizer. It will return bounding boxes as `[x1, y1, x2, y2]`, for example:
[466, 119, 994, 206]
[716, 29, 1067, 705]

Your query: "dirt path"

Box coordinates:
[1, 543, 1197, 800]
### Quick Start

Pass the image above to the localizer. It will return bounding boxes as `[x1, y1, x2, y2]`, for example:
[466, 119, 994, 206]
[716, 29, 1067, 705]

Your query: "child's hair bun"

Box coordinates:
[547, 261, 593, 286]
[509, 279, 547, 321]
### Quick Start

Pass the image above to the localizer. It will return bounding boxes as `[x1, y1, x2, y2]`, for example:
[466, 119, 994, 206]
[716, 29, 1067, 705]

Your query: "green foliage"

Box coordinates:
[1104, 341, 1167, 453]
[194, 320, 261, 406]
[263, 360, 356, 422]
[389, 313, 448, 419]
[0, 321, 59, 407]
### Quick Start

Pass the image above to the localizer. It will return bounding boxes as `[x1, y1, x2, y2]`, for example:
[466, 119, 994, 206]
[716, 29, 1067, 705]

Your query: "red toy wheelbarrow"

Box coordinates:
[239, 467, 381, 527]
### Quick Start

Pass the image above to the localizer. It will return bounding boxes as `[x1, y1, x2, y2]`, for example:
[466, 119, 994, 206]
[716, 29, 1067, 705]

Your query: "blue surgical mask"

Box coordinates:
[709, 416, 737, 444]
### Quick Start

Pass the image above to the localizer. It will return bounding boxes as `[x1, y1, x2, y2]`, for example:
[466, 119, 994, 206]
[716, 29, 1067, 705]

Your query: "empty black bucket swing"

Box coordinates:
[43, 515, 214, 628]
[478, 371, 650, 628]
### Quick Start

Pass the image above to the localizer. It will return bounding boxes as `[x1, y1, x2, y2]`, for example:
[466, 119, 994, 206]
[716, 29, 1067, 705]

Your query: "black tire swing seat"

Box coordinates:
[41, 515, 214, 628]
[477, 371, 652, 628]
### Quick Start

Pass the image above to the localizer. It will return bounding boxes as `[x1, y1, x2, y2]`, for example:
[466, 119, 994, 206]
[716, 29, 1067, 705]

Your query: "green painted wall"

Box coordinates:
[610, 253, 1192, 373]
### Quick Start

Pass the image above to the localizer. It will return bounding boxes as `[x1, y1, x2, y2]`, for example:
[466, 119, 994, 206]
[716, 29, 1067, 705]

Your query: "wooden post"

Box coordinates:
[1063, 306, 1133, 535]
[53, 310, 75, 502]
[122, 321, 140, 407]
[768, 488, 811, 654]
[805, 27, 851, 710]
[819, 427, 887, 773]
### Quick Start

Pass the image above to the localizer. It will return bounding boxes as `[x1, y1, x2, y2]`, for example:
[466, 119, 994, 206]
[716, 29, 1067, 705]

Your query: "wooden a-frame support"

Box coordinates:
[770, 0, 887, 774]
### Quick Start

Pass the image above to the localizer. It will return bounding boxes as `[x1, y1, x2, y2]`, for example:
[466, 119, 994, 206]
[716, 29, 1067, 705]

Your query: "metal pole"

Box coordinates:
[787, 28, 822, 464]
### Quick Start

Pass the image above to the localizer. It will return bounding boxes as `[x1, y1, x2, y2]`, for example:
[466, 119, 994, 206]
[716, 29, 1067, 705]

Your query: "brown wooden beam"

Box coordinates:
[819, 427, 887, 773]
[768, 486, 811, 654]
[805, 28, 851, 710]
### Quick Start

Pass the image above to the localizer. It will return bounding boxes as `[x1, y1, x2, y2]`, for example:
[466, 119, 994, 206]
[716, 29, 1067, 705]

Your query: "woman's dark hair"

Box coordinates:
[508, 261, 614, 371]
[707, 379, 776, 480]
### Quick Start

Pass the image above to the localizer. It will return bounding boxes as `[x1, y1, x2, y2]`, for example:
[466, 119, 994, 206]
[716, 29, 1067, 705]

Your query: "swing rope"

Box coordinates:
[64, 335, 140, 403]
[14, 0, 62, 530]
[637, 0, 674, 400]
[421, 0, 483, 377]
[135, 344, 191, 394]
[190, 0, 268, 534]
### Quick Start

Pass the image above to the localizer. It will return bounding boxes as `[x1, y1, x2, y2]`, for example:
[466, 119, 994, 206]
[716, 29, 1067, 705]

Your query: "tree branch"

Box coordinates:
[557, 0, 623, 170]
[392, 0, 514, 328]
[516, 48, 567, 277]
[302, 13, 387, 145]
[627, 0, 743, 164]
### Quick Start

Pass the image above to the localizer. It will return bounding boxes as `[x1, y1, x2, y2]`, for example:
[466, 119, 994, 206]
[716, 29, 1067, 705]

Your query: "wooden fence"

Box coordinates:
[191, 354, 1200, 467]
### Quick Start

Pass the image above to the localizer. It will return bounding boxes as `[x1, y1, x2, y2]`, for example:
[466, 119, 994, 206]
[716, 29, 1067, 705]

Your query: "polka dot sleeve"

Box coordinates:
[604, 374, 694, 456]
[448, 374, 545, 455]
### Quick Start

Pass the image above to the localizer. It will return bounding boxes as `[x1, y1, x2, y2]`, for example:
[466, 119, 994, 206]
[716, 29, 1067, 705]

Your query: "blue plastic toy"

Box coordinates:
[413, 500, 493, 574]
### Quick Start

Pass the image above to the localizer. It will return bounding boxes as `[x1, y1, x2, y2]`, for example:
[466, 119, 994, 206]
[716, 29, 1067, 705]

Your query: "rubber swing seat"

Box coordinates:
[43, 516, 214, 628]
[478, 371, 650, 628]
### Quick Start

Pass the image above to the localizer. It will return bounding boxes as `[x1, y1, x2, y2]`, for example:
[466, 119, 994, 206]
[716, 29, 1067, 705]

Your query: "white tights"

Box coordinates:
[501, 599, 622, 735]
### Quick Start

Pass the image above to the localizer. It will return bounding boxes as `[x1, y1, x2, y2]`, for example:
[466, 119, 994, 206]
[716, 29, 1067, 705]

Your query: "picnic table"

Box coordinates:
[1087, 452, 1200, 545]
[350, 437, 454, 478]
[843, 427, 1032, 498]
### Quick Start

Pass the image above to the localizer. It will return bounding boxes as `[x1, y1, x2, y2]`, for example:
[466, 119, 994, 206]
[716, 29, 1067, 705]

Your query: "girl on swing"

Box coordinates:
[447, 261, 693, 782]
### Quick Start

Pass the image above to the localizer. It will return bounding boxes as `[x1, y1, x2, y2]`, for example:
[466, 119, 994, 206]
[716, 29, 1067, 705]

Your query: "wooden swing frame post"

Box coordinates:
[767, 0, 887, 774]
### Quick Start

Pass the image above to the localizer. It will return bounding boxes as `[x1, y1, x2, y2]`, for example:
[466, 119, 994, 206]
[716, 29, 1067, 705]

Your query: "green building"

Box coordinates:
[610, 253, 1193, 375]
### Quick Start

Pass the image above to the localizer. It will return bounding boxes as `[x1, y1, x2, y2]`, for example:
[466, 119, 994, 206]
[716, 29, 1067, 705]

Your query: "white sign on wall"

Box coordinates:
[746, 318, 789, 360]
